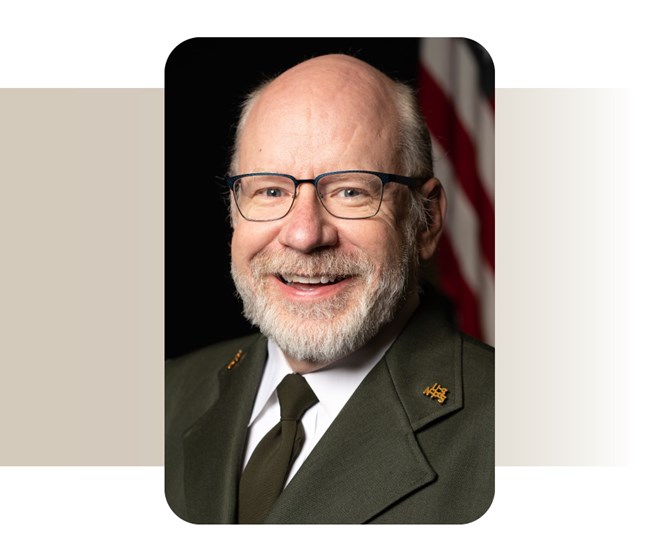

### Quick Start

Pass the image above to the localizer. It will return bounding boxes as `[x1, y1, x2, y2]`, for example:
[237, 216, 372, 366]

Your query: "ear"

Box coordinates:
[229, 191, 242, 229]
[418, 177, 447, 262]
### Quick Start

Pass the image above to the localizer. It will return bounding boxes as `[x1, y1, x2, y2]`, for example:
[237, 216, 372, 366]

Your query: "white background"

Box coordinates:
[1, 1, 649, 553]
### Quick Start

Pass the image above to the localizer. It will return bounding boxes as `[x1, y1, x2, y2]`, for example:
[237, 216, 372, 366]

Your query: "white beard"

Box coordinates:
[231, 237, 417, 365]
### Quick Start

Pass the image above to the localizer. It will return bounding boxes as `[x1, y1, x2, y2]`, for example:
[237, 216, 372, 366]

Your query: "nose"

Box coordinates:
[277, 183, 338, 253]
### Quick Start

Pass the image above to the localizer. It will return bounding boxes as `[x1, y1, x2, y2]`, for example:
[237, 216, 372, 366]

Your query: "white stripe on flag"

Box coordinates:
[421, 38, 495, 201]
[433, 137, 482, 295]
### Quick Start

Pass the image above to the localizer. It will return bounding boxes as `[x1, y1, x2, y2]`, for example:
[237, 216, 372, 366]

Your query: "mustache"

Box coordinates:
[249, 249, 375, 279]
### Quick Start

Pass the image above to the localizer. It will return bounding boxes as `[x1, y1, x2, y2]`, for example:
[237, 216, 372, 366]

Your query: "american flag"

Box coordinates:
[418, 38, 495, 346]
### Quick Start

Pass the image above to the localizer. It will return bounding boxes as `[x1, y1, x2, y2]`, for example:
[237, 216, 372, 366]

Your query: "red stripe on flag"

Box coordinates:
[435, 233, 483, 340]
[418, 64, 495, 271]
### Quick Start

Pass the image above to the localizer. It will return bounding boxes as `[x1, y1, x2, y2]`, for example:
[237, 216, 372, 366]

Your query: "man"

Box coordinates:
[165, 53, 494, 524]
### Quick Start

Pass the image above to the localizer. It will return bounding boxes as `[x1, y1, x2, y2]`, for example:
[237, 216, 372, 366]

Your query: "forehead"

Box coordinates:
[237, 59, 400, 173]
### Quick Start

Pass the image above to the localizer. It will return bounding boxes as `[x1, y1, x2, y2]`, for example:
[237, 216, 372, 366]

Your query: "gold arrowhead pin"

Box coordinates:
[423, 383, 448, 405]
[226, 349, 243, 370]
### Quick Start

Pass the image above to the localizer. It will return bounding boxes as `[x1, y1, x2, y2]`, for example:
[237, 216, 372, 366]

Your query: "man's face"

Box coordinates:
[230, 60, 420, 372]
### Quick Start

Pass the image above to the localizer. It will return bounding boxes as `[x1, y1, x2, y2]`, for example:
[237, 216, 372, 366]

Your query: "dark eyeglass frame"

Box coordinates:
[216, 169, 427, 222]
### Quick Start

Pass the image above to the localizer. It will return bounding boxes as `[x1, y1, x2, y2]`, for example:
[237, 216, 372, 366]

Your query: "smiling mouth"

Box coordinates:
[278, 274, 349, 286]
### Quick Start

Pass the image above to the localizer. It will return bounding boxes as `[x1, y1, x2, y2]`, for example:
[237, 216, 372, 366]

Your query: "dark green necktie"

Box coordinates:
[238, 373, 318, 524]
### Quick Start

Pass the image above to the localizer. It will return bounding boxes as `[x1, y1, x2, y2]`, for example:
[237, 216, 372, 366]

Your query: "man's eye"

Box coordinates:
[334, 188, 369, 198]
[255, 188, 286, 198]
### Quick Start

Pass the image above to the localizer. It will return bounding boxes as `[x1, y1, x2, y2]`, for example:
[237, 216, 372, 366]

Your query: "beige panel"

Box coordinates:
[0, 90, 163, 464]
[496, 89, 628, 465]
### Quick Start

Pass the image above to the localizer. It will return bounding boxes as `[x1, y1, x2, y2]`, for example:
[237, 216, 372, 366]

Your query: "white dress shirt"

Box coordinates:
[241, 293, 419, 485]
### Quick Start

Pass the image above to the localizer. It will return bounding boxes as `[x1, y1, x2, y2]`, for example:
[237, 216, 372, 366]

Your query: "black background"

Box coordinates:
[165, 38, 422, 360]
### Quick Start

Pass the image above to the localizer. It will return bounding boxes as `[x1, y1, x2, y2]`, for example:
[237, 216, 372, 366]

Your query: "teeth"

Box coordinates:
[281, 274, 340, 285]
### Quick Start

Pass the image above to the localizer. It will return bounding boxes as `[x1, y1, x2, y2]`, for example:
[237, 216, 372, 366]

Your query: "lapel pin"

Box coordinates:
[226, 349, 243, 370]
[423, 383, 448, 405]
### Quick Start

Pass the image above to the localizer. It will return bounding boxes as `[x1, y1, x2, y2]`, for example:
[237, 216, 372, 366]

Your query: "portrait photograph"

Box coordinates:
[164, 37, 495, 524]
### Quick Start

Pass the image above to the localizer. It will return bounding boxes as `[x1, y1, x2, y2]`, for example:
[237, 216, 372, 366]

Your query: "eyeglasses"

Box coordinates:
[217, 170, 425, 222]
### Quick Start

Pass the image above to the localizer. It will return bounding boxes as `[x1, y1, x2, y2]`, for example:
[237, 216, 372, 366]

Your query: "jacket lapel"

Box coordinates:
[182, 336, 267, 523]
[383, 295, 464, 434]
[265, 296, 463, 524]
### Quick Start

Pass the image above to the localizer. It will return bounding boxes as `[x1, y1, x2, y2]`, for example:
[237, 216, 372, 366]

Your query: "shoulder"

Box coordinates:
[457, 333, 494, 417]
[165, 333, 263, 423]
[459, 333, 494, 379]
[460, 332, 494, 357]
[410, 285, 494, 375]
[166, 334, 260, 380]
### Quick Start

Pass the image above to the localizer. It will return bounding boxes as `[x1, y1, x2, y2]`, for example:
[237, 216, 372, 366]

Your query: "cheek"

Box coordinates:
[231, 223, 278, 270]
[339, 221, 404, 265]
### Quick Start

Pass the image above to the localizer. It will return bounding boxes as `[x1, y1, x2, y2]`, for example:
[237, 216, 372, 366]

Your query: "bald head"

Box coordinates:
[251, 54, 400, 121]
[232, 54, 402, 177]
[259, 54, 400, 117]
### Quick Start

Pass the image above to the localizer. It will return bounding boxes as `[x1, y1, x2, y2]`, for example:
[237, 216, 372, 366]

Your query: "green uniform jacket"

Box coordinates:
[165, 291, 494, 524]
